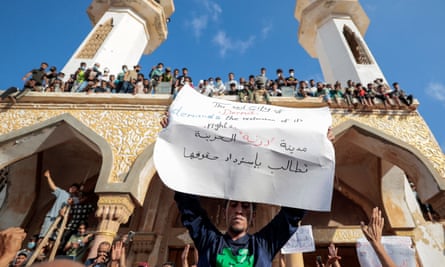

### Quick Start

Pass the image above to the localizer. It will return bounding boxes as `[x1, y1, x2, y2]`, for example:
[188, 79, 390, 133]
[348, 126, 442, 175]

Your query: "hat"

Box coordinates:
[17, 250, 30, 257]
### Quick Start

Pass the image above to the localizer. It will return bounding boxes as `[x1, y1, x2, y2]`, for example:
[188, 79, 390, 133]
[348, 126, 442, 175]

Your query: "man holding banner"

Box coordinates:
[155, 86, 336, 267]
[174, 192, 305, 267]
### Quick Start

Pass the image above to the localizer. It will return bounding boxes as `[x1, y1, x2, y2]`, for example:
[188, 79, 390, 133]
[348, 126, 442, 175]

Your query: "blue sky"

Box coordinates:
[1, 0, 444, 152]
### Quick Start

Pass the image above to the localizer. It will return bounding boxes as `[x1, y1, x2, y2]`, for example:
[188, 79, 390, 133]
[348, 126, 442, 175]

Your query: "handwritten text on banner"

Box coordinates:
[154, 86, 335, 210]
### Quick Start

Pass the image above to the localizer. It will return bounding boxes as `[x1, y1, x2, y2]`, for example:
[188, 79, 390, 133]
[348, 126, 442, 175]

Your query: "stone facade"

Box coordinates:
[0, 92, 444, 266]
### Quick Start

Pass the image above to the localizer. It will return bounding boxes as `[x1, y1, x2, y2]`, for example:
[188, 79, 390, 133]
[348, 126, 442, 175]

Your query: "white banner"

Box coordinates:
[154, 86, 335, 210]
[281, 225, 315, 254]
[356, 236, 416, 267]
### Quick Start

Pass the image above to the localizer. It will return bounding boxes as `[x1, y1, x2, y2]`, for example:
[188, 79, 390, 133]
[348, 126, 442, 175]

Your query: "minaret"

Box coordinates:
[61, 0, 174, 78]
[294, 0, 385, 85]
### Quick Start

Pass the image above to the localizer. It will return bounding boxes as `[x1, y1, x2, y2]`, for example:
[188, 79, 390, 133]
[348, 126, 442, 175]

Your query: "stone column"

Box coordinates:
[284, 253, 304, 267]
[88, 193, 135, 258]
[130, 232, 157, 267]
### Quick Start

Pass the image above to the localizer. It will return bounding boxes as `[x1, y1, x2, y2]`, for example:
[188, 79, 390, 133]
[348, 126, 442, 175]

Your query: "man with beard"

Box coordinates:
[174, 193, 305, 267]
[161, 116, 334, 267]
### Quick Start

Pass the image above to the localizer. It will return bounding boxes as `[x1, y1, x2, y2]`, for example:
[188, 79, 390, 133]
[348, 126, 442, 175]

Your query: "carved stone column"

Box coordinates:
[284, 253, 304, 267]
[130, 232, 157, 267]
[88, 193, 135, 258]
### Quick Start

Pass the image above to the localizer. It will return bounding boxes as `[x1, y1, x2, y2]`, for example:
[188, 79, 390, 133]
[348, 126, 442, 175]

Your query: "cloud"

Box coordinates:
[188, 0, 222, 39]
[261, 25, 272, 39]
[425, 82, 445, 104]
[212, 31, 255, 57]
[190, 16, 209, 38]
[200, 0, 222, 21]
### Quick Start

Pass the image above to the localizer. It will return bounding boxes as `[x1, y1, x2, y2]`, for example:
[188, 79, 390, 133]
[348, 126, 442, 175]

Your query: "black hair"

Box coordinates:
[78, 221, 88, 228]
[70, 183, 81, 190]
[224, 200, 257, 211]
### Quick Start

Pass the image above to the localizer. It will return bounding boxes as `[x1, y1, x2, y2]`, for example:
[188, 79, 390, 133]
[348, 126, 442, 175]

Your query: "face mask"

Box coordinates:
[290, 72, 294, 76]
[123, 68, 128, 72]
[28, 242, 36, 250]
[81, 66, 86, 70]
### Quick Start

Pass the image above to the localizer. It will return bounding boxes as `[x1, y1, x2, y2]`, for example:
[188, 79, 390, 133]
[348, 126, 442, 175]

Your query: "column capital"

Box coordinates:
[131, 232, 157, 254]
[89, 193, 136, 259]
[96, 193, 135, 224]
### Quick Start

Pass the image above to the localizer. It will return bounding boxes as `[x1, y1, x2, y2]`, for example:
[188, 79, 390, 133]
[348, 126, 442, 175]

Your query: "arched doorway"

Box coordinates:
[0, 114, 113, 244]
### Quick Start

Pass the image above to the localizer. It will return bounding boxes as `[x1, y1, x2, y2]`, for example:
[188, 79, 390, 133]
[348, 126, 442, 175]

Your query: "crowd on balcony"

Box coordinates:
[1, 61, 415, 110]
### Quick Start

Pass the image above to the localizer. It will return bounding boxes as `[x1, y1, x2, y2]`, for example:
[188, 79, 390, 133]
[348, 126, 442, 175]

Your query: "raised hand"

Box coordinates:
[0, 227, 27, 266]
[326, 243, 342, 267]
[360, 207, 384, 243]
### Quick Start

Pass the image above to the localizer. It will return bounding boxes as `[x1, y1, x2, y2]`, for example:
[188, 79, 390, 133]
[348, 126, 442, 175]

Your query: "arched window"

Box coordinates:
[77, 18, 114, 59]
[343, 25, 372, 65]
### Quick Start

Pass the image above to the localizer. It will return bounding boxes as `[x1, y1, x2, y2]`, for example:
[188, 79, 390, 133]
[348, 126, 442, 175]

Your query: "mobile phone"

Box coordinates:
[316, 255, 323, 265]
[124, 231, 135, 245]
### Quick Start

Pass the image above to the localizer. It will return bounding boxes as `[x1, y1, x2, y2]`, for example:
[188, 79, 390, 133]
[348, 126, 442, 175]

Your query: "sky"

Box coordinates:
[0, 0, 444, 152]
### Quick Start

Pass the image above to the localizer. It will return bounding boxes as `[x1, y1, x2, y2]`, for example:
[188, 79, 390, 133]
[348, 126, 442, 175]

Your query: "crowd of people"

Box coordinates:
[0, 203, 399, 267]
[0, 62, 421, 267]
[1, 61, 414, 110]
[0, 125, 434, 267]
[0, 169, 98, 267]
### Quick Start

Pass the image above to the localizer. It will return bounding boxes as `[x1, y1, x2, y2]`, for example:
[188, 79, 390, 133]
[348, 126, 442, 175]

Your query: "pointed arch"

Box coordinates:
[343, 24, 372, 64]
[0, 113, 113, 228]
[332, 120, 444, 205]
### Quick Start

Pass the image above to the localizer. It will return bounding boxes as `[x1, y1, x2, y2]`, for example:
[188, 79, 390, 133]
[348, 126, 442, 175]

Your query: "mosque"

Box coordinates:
[0, 0, 444, 266]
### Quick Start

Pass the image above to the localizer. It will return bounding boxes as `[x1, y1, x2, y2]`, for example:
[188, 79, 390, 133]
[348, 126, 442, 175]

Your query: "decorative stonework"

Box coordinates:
[312, 227, 364, 244]
[0, 106, 165, 183]
[0, 102, 443, 183]
[131, 232, 157, 254]
[343, 25, 372, 65]
[332, 112, 445, 178]
[96, 194, 135, 235]
[77, 18, 113, 59]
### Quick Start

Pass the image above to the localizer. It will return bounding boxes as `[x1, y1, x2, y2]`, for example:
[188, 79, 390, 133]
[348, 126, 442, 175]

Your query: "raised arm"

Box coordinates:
[181, 244, 191, 267]
[110, 240, 126, 267]
[325, 243, 342, 267]
[255, 207, 306, 258]
[43, 169, 57, 191]
[22, 71, 32, 81]
[174, 191, 220, 251]
[360, 207, 397, 267]
[0, 227, 26, 267]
